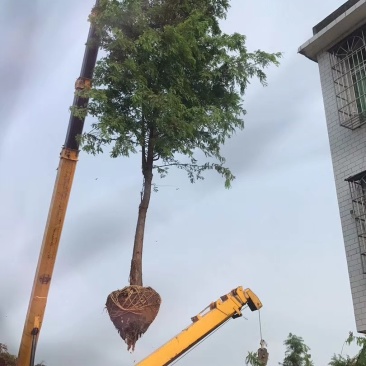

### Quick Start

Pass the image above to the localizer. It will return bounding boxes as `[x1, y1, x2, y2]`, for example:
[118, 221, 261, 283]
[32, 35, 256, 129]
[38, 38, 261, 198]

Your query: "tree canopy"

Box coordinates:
[245, 332, 366, 366]
[76, 0, 281, 188]
[0, 344, 16, 366]
[329, 332, 366, 366]
[280, 333, 314, 366]
[0, 343, 46, 366]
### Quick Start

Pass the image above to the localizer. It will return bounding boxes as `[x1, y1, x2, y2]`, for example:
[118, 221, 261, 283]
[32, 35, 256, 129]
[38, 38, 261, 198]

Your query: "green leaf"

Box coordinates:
[79, 0, 281, 188]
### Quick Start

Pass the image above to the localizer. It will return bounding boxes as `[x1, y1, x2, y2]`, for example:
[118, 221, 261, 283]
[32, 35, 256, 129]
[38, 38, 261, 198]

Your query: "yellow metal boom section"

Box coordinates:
[16, 3, 99, 365]
[136, 286, 262, 366]
[17, 149, 78, 366]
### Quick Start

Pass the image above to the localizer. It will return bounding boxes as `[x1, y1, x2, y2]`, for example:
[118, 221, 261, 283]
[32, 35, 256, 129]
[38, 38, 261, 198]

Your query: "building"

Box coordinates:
[299, 0, 366, 332]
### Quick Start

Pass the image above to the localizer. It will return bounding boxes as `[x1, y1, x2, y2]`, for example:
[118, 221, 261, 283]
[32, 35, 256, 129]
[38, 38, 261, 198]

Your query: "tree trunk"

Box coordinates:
[129, 140, 154, 286]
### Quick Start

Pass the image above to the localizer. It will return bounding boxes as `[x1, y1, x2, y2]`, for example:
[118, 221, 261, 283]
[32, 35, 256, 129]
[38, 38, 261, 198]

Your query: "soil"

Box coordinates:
[106, 285, 161, 351]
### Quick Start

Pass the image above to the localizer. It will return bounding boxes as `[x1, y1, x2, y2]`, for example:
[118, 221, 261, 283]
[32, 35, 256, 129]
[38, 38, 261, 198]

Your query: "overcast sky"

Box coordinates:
[0, 0, 360, 365]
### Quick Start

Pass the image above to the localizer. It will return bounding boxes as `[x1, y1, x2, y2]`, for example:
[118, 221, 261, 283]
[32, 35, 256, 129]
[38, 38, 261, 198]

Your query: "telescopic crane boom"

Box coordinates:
[16, 3, 100, 365]
[136, 286, 265, 366]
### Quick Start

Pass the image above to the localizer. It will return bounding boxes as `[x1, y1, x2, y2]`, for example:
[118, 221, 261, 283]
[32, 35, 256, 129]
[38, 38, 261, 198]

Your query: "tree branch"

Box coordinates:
[141, 115, 147, 171]
[145, 127, 155, 172]
[153, 163, 202, 168]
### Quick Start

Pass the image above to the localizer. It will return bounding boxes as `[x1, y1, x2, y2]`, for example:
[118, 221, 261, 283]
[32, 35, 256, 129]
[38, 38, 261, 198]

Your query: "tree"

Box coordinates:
[0, 344, 16, 366]
[0, 343, 47, 366]
[280, 333, 314, 366]
[329, 332, 366, 366]
[75, 0, 281, 350]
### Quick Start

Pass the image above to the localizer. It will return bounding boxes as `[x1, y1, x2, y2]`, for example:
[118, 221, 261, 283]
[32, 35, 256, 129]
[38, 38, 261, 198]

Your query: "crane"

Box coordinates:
[16, 2, 100, 365]
[135, 286, 268, 366]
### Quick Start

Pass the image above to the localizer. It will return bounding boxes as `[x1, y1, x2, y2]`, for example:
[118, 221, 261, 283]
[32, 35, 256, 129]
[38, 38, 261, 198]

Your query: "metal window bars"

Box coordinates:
[346, 171, 366, 273]
[329, 26, 366, 130]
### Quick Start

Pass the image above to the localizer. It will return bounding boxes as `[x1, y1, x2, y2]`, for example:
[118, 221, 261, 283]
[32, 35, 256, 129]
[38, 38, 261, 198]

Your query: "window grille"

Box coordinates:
[329, 26, 366, 130]
[346, 170, 366, 273]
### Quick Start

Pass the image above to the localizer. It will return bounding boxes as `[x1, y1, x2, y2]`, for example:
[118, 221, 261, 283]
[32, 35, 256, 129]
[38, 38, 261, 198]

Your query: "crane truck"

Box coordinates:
[134, 286, 268, 366]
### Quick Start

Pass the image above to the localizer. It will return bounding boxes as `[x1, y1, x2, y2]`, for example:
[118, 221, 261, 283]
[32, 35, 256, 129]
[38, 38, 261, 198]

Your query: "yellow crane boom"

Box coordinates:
[136, 286, 263, 366]
[16, 3, 100, 365]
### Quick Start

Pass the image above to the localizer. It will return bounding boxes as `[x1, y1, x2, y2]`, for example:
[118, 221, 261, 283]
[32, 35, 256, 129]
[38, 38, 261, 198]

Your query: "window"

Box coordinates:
[346, 170, 366, 273]
[329, 26, 366, 130]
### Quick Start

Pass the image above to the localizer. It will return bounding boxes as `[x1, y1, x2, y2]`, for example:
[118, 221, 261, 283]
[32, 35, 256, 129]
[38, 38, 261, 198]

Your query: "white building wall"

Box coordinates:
[318, 50, 366, 332]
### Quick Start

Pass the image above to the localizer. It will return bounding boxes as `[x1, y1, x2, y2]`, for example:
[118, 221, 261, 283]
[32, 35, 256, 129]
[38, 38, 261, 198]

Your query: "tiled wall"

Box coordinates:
[318, 50, 366, 332]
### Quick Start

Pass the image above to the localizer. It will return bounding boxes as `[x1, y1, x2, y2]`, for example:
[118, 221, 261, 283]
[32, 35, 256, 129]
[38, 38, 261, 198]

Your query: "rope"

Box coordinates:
[257, 310, 269, 365]
[108, 286, 161, 316]
[258, 310, 267, 349]
[258, 310, 263, 342]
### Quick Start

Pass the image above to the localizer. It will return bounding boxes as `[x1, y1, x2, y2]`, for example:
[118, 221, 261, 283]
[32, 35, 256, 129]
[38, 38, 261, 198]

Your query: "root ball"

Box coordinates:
[106, 285, 161, 351]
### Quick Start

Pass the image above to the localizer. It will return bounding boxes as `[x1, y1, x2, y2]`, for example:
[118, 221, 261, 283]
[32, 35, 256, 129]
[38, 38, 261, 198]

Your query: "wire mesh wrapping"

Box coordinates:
[106, 285, 161, 350]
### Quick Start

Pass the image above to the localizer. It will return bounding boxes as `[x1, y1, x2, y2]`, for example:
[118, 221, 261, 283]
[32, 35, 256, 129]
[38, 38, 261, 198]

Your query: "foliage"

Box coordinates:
[0, 344, 16, 366]
[329, 332, 366, 366]
[76, 0, 281, 188]
[329, 355, 354, 366]
[245, 334, 313, 366]
[280, 333, 314, 366]
[0, 343, 46, 366]
[245, 332, 366, 366]
[245, 351, 264, 366]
